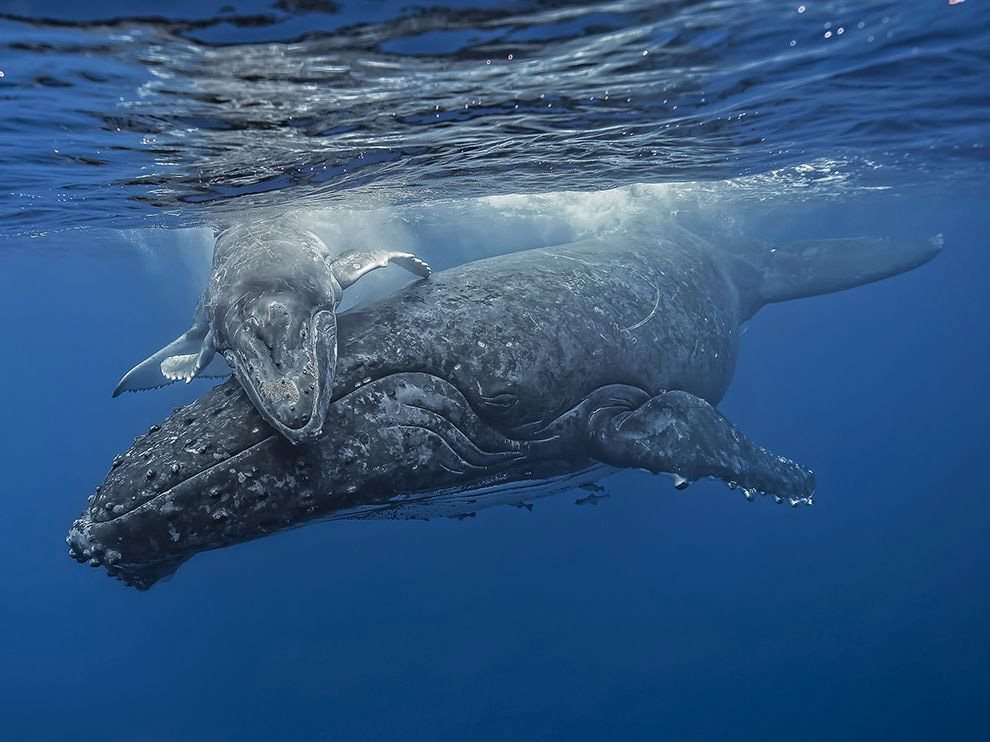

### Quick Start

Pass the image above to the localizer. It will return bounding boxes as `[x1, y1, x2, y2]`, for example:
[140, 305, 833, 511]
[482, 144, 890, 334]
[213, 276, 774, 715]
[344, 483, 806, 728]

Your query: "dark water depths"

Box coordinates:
[1, 1, 989, 740]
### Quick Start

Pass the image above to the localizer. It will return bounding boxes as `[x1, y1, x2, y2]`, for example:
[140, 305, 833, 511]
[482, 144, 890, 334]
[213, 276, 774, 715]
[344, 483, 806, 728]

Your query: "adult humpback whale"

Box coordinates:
[68, 223, 939, 588]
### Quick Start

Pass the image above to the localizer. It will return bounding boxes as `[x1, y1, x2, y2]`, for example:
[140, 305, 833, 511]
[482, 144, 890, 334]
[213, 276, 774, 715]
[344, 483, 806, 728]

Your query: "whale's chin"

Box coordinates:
[226, 309, 338, 444]
[67, 517, 189, 590]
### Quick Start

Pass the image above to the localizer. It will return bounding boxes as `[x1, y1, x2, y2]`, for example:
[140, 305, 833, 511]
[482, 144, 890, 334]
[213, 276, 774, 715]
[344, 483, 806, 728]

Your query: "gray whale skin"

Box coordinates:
[68, 224, 939, 589]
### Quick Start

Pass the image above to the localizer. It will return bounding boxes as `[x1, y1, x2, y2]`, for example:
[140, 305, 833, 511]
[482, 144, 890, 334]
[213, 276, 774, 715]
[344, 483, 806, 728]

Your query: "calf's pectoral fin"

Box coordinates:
[330, 249, 432, 289]
[113, 328, 220, 396]
[587, 390, 815, 504]
[386, 253, 432, 279]
[159, 334, 221, 384]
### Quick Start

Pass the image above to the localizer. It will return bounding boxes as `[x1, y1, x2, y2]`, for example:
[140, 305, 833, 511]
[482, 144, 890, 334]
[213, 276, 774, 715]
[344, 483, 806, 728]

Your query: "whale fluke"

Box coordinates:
[741, 234, 942, 310]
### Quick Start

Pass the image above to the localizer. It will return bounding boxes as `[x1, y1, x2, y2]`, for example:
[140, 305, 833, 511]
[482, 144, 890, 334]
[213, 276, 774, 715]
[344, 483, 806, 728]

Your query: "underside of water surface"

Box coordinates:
[1, 0, 986, 234]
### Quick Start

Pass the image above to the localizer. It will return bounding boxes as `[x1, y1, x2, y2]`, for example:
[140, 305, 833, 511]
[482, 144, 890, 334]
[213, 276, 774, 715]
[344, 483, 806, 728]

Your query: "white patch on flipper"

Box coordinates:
[161, 353, 200, 381]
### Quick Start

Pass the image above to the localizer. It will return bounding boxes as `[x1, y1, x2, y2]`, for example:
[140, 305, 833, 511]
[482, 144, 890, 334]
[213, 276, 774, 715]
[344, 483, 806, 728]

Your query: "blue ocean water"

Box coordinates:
[2, 1, 989, 740]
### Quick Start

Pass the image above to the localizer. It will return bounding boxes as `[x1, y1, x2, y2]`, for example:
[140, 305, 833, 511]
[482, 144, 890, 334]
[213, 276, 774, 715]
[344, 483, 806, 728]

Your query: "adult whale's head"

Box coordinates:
[210, 222, 341, 443]
[67, 370, 546, 589]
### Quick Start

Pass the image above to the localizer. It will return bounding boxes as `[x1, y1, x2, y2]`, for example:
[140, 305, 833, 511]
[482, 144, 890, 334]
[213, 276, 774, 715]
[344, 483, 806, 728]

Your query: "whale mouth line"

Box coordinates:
[92, 433, 280, 525]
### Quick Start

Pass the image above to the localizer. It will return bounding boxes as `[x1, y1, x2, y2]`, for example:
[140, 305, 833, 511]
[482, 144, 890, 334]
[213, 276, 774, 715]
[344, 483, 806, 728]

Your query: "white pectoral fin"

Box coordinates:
[159, 342, 217, 384]
[331, 249, 432, 289]
[161, 349, 230, 380]
[112, 330, 212, 396]
[388, 252, 432, 278]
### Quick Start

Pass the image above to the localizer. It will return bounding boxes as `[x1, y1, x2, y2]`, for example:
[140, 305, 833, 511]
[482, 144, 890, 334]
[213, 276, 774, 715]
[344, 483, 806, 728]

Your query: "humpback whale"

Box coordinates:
[112, 219, 431, 443]
[69, 222, 940, 588]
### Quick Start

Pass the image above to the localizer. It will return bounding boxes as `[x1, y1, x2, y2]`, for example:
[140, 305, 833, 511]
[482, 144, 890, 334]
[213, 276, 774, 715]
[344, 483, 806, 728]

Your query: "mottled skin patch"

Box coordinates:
[335, 228, 742, 430]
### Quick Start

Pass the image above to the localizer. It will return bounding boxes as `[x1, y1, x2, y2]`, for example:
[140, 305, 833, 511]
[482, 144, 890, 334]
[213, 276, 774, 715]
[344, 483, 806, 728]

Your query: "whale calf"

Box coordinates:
[70, 223, 940, 588]
[112, 218, 431, 443]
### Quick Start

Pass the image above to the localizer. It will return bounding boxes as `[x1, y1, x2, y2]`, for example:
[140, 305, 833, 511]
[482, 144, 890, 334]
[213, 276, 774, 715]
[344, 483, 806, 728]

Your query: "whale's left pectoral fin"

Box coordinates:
[330, 249, 431, 289]
[113, 331, 228, 397]
[588, 390, 815, 504]
[160, 344, 229, 381]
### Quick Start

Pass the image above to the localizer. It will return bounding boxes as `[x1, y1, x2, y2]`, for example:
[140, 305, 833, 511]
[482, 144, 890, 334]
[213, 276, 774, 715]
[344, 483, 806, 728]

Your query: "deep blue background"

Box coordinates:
[1, 189, 987, 740]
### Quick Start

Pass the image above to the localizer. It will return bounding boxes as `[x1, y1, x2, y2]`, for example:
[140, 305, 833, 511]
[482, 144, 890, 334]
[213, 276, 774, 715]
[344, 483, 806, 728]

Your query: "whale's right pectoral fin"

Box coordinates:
[330, 249, 432, 289]
[588, 390, 816, 504]
[112, 329, 223, 397]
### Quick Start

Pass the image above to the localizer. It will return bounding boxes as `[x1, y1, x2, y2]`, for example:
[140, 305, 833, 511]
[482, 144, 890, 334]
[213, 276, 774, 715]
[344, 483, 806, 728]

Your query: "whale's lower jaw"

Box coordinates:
[67, 516, 188, 590]
[67, 462, 608, 590]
